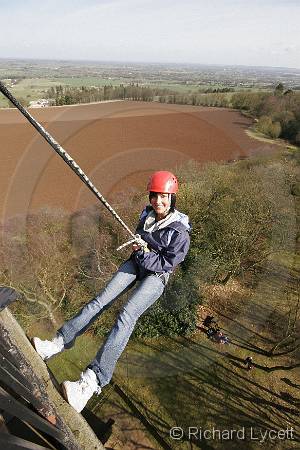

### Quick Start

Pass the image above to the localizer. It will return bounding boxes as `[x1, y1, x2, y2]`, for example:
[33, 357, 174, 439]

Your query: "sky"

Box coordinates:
[0, 0, 299, 69]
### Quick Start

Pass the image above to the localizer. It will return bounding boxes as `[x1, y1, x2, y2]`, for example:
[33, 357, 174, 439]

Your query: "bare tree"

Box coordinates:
[0, 210, 77, 327]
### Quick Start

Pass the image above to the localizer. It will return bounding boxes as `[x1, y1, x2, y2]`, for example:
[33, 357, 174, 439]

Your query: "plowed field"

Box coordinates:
[0, 101, 275, 222]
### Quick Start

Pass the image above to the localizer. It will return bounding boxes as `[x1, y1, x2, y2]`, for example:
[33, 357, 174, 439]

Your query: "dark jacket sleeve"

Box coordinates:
[133, 229, 190, 273]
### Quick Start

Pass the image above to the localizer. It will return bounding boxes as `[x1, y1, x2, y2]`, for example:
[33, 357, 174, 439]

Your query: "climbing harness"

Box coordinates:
[0, 81, 147, 251]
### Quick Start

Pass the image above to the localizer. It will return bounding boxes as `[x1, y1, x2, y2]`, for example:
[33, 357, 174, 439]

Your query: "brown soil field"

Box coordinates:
[0, 101, 276, 223]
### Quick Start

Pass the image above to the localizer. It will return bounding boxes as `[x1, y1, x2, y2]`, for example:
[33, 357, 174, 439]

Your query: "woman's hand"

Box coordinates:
[132, 243, 141, 252]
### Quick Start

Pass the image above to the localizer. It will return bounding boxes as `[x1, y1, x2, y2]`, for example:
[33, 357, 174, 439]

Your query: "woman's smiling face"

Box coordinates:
[150, 192, 171, 218]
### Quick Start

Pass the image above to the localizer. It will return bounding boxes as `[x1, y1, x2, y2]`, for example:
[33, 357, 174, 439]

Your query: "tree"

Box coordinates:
[256, 115, 281, 138]
[8, 97, 28, 108]
[0, 210, 77, 327]
[178, 160, 295, 285]
[134, 267, 199, 338]
[275, 83, 284, 96]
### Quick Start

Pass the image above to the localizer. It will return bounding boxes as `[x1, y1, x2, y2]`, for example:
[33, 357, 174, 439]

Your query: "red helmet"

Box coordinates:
[147, 171, 178, 193]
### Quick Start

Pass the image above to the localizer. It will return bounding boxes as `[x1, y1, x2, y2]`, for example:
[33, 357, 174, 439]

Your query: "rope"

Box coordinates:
[117, 236, 146, 251]
[0, 81, 147, 249]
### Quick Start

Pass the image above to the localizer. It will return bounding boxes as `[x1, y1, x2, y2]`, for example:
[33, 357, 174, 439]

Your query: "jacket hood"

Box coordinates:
[143, 208, 191, 233]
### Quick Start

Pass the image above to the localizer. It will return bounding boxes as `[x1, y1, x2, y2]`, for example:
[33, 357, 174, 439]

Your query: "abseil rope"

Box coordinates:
[0, 81, 147, 251]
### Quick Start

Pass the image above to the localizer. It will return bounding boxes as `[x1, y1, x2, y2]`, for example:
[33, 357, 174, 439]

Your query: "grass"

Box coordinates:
[246, 128, 300, 153]
[270, 251, 300, 274]
[0, 75, 275, 109]
[47, 77, 127, 87]
[0, 76, 191, 107]
[0, 77, 126, 108]
[0, 76, 234, 108]
[47, 334, 101, 383]
[245, 128, 284, 146]
[0, 78, 51, 107]
[43, 324, 299, 449]
[148, 82, 201, 93]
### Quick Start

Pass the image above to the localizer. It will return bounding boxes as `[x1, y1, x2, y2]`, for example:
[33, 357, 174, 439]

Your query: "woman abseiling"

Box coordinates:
[33, 171, 191, 412]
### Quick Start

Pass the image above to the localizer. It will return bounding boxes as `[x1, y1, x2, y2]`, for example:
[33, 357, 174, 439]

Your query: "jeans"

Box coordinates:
[58, 259, 165, 387]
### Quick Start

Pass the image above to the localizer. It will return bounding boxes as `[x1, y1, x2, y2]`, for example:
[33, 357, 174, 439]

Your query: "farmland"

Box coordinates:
[0, 101, 277, 224]
[1, 58, 300, 108]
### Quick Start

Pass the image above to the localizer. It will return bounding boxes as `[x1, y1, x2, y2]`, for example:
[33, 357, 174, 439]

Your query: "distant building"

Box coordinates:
[29, 99, 51, 108]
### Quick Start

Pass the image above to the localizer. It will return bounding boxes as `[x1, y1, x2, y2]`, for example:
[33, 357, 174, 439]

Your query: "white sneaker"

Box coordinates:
[32, 334, 64, 360]
[61, 369, 101, 412]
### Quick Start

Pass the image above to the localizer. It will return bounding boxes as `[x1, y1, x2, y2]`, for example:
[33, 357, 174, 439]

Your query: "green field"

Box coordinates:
[0, 77, 257, 109]
[0, 74, 268, 108]
[0, 77, 128, 107]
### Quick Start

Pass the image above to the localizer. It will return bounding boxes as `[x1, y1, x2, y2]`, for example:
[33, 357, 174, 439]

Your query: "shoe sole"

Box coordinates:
[31, 337, 61, 361]
[31, 337, 47, 360]
[61, 382, 70, 404]
[61, 382, 82, 413]
[31, 336, 38, 351]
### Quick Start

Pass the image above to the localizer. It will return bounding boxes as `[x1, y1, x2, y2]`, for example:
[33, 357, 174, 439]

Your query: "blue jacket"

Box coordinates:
[132, 206, 191, 279]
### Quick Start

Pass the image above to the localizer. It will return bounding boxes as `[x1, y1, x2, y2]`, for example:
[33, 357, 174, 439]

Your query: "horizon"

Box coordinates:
[1, 57, 300, 73]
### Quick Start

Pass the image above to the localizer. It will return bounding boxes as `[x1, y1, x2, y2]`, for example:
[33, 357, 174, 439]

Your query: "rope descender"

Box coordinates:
[116, 234, 149, 252]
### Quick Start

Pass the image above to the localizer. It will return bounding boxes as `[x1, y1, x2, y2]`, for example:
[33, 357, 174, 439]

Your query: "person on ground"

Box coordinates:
[32, 171, 191, 412]
[203, 315, 215, 328]
[215, 331, 224, 343]
[207, 327, 229, 344]
[220, 335, 230, 345]
[217, 333, 230, 345]
[244, 356, 253, 370]
[206, 327, 217, 339]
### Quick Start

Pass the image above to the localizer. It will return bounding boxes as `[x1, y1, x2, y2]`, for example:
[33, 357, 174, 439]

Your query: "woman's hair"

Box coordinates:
[149, 192, 176, 213]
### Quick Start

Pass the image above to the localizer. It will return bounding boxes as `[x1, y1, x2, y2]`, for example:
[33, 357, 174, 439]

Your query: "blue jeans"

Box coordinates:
[58, 259, 165, 387]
